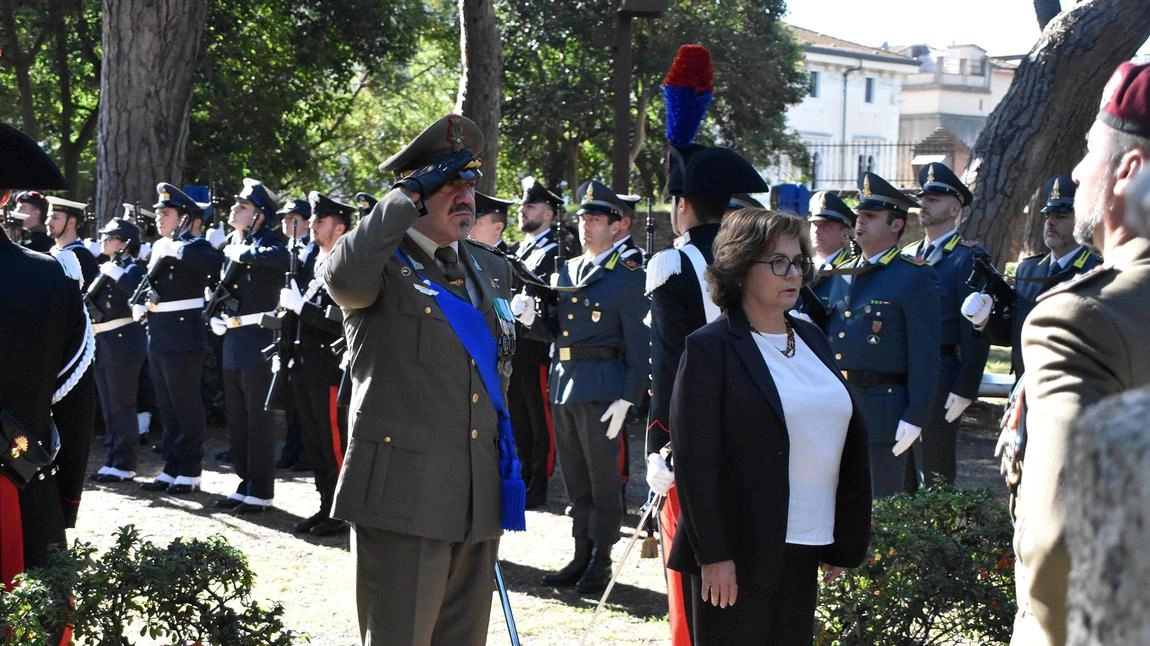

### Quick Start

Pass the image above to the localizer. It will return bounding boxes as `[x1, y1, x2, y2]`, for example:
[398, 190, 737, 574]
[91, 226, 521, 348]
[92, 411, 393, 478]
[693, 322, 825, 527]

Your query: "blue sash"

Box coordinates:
[395, 249, 526, 531]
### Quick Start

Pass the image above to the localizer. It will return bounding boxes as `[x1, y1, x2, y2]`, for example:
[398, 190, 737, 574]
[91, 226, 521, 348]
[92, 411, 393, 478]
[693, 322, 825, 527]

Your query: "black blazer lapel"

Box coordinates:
[726, 309, 786, 424]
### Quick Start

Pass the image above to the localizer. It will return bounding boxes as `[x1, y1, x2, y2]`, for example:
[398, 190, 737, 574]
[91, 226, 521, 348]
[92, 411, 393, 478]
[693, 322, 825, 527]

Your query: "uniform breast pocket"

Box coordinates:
[861, 303, 900, 346]
[399, 294, 457, 368]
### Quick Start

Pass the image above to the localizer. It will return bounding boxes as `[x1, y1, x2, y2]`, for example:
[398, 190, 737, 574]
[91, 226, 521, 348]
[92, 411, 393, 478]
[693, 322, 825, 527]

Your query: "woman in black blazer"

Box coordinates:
[667, 209, 871, 644]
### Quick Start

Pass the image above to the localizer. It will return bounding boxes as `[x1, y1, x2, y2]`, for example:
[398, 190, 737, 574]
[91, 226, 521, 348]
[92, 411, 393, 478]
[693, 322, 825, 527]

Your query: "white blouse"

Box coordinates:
[751, 329, 852, 545]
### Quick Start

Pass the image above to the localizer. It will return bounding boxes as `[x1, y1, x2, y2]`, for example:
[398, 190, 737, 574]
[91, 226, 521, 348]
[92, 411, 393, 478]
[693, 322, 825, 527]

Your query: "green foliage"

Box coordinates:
[0, 525, 297, 646]
[816, 486, 1016, 645]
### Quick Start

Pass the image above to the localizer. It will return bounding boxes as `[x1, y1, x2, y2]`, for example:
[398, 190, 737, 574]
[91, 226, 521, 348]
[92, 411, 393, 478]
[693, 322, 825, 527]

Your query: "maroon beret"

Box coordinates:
[1098, 61, 1150, 138]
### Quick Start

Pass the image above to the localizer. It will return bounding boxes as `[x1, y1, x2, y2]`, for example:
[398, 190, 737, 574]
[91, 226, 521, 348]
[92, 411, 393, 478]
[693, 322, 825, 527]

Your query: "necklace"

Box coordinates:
[750, 318, 796, 358]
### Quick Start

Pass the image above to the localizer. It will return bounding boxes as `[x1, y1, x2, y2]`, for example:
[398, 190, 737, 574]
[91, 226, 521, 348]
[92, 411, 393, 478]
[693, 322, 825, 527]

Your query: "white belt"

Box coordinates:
[226, 312, 272, 329]
[92, 318, 134, 334]
[147, 297, 204, 313]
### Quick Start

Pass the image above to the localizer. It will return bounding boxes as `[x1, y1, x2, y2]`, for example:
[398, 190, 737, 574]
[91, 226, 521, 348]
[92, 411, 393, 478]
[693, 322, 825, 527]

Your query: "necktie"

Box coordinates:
[916, 242, 934, 261]
[1048, 260, 1061, 277]
[577, 259, 595, 283]
[435, 246, 465, 285]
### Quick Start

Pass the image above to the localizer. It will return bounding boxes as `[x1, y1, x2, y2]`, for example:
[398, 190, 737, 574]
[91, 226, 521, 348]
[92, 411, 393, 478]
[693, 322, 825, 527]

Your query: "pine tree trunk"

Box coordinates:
[95, 0, 209, 228]
[962, 0, 1150, 266]
[456, 0, 502, 195]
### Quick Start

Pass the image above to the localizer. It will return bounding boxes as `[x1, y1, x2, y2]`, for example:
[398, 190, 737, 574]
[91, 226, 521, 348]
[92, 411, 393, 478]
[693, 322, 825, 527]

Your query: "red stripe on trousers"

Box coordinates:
[538, 364, 557, 477]
[660, 486, 691, 646]
[329, 386, 345, 472]
[0, 476, 24, 590]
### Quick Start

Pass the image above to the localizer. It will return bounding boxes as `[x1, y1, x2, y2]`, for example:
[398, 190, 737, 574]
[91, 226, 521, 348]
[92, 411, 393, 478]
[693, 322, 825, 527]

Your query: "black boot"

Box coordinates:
[293, 510, 326, 533]
[574, 545, 612, 594]
[542, 539, 593, 586]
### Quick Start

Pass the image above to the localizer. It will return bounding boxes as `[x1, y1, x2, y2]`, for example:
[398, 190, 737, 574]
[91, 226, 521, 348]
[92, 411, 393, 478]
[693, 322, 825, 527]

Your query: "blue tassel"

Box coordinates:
[663, 85, 713, 149]
[501, 473, 527, 532]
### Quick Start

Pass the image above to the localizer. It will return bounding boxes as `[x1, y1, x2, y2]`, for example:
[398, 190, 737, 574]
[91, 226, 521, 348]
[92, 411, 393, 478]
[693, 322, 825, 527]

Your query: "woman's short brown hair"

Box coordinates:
[707, 208, 812, 312]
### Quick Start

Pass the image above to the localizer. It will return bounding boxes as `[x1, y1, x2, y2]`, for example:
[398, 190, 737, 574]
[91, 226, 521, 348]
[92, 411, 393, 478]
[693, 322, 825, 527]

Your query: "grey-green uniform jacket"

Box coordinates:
[324, 189, 514, 544]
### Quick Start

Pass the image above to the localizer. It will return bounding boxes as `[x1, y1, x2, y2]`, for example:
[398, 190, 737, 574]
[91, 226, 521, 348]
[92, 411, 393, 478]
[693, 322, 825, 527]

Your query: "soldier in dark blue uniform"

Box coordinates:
[506, 178, 568, 509]
[208, 178, 289, 513]
[513, 179, 649, 593]
[273, 197, 313, 471]
[278, 191, 355, 536]
[963, 176, 1102, 377]
[86, 218, 148, 483]
[0, 122, 91, 584]
[900, 162, 990, 488]
[614, 193, 646, 265]
[804, 191, 857, 312]
[46, 196, 98, 287]
[11, 190, 53, 253]
[643, 145, 768, 645]
[824, 172, 940, 497]
[138, 183, 223, 494]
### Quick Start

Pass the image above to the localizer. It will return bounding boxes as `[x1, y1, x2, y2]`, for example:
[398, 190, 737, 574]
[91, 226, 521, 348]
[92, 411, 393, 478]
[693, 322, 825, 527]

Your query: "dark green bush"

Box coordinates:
[816, 485, 1016, 645]
[0, 525, 298, 645]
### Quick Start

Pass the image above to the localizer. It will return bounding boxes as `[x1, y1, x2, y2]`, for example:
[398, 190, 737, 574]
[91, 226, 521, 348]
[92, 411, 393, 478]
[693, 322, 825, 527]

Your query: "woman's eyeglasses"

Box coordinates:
[753, 255, 813, 278]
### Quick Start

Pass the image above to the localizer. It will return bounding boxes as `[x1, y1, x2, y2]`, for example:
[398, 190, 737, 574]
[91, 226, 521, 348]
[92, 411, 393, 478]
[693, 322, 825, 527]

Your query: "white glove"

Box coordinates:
[270, 355, 282, 374]
[892, 420, 922, 456]
[99, 262, 126, 281]
[209, 315, 228, 336]
[223, 244, 250, 263]
[85, 238, 102, 257]
[131, 304, 148, 322]
[206, 223, 228, 249]
[509, 292, 536, 327]
[960, 292, 993, 328]
[137, 241, 152, 262]
[944, 392, 973, 423]
[645, 452, 675, 496]
[279, 279, 305, 314]
[600, 399, 632, 440]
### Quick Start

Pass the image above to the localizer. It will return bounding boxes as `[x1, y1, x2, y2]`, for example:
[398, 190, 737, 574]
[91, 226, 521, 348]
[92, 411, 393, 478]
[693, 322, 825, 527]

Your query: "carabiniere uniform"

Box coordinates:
[901, 162, 990, 488]
[142, 183, 223, 492]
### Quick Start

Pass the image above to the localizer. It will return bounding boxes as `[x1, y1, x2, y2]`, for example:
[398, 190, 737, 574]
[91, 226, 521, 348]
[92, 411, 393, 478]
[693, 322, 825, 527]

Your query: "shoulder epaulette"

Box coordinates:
[461, 237, 500, 255]
[645, 248, 682, 294]
[960, 239, 980, 248]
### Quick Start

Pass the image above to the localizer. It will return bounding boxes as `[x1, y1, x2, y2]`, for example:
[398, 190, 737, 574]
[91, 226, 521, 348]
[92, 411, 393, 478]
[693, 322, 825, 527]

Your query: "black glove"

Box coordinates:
[393, 149, 476, 203]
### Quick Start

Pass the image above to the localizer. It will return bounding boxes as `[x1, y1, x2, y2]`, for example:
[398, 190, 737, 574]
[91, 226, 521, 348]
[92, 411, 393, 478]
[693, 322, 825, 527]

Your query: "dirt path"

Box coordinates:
[73, 401, 1004, 645]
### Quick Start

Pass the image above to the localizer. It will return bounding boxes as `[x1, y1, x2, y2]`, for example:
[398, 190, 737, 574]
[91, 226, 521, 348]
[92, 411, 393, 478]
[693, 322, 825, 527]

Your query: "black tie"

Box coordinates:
[578, 259, 595, 283]
[1048, 260, 1061, 277]
[435, 246, 465, 285]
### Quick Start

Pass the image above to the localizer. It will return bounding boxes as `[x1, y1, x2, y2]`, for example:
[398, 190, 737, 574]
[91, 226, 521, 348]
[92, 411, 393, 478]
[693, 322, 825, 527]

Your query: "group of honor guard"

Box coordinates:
[0, 94, 1115, 645]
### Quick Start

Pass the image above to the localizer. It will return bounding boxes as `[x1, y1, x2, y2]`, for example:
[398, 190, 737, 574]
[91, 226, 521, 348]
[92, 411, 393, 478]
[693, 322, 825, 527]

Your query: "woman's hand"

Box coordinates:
[700, 560, 738, 608]
[820, 564, 846, 585]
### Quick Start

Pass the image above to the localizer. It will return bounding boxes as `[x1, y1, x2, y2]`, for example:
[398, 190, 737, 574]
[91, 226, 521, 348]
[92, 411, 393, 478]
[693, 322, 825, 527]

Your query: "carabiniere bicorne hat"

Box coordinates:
[476, 192, 515, 217]
[379, 114, 484, 183]
[808, 191, 856, 228]
[1040, 176, 1076, 214]
[857, 172, 918, 216]
[97, 217, 141, 246]
[576, 180, 628, 221]
[236, 178, 280, 226]
[153, 182, 200, 213]
[729, 193, 764, 210]
[916, 162, 972, 207]
[308, 191, 356, 227]
[0, 122, 67, 191]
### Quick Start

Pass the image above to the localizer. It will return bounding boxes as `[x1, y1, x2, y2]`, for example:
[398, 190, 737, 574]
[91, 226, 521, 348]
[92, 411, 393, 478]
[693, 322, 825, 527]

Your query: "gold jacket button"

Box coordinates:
[571, 296, 578, 303]
[567, 313, 574, 320]
[837, 332, 845, 338]
[383, 436, 392, 444]
[835, 353, 843, 360]
[424, 306, 432, 315]
[562, 330, 570, 337]
[844, 310, 852, 318]
[470, 429, 479, 440]
[471, 393, 479, 403]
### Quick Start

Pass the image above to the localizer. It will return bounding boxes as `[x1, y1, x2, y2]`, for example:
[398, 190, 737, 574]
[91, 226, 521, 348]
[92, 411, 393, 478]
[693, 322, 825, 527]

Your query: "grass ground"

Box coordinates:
[74, 400, 1005, 645]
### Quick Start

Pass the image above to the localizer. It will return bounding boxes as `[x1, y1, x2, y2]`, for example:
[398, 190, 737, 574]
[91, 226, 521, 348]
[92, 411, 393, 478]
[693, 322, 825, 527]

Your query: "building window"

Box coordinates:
[864, 77, 875, 103]
[809, 71, 820, 98]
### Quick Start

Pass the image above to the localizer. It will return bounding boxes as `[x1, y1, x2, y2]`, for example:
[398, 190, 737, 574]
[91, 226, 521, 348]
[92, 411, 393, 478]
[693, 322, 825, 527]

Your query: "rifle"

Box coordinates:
[202, 227, 251, 321]
[966, 254, 1016, 315]
[131, 211, 190, 307]
[84, 246, 127, 322]
[261, 222, 301, 412]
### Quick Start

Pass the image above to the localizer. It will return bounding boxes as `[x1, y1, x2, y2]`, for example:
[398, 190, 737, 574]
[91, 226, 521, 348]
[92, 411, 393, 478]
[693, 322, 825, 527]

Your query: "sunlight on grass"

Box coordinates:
[986, 346, 1011, 374]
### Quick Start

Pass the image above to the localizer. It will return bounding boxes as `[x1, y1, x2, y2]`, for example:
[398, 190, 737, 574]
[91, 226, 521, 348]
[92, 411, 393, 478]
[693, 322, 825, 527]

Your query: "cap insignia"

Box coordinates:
[927, 164, 936, 184]
[584, 184, 595, 203]
[448, 114, 464, 152]
[10, 434, 28, 459]
[1051, 178, 1061, 200]
[159, 189, 170, 203]
[862, 175, 872, 197]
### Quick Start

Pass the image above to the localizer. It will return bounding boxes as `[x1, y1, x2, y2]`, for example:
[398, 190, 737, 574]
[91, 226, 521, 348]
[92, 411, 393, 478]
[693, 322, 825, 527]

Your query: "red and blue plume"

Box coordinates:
[662, 44, 713, 148]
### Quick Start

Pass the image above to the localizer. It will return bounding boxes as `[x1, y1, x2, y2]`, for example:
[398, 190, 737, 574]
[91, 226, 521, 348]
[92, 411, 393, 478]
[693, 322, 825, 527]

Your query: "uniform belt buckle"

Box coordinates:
[226, 316, 243, 329]
[559, 347, 571, 361]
